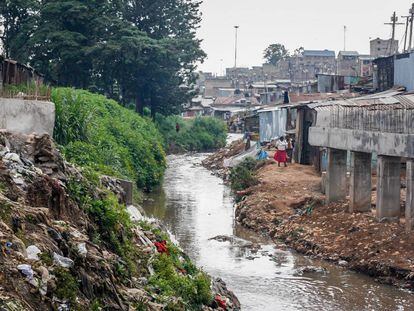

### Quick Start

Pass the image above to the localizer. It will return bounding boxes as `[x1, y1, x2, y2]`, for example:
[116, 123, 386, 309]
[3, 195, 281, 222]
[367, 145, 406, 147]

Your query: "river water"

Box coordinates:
[142, 148, 414, 310]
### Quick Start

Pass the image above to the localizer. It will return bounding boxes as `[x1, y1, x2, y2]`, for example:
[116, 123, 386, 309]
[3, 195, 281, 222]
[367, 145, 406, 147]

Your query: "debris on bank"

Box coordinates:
[0, 131, 240, 310]
[202, 139, 245, 179]
[207, 142, 414, 291]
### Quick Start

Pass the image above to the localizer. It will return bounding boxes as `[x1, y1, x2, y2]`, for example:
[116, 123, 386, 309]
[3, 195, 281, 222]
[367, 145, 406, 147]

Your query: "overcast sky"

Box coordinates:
[197, 0, 413, 74]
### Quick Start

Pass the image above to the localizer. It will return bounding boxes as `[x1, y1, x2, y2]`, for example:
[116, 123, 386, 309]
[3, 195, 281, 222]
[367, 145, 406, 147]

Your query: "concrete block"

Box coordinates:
[0, 98, 55, 136]
[406, 160, 414, 232]
[326, 148, 347, 203]
[376, 155, 401, 220]
[349, 152, 372, 213]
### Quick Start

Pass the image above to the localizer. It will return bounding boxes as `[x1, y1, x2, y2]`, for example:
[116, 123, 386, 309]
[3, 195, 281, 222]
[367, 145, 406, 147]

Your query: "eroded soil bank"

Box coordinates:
[203, 141, 414, 291]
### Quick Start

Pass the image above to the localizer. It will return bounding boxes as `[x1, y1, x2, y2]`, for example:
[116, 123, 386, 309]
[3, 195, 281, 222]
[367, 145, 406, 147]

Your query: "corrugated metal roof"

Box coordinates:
[338, 51, 359, 56]
[303, 50, 335, 57]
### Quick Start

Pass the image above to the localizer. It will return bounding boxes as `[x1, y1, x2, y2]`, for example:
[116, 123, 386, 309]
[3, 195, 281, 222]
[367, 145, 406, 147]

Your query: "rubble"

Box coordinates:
[202, 139, 245, 179]
[0, 131, 239, 310]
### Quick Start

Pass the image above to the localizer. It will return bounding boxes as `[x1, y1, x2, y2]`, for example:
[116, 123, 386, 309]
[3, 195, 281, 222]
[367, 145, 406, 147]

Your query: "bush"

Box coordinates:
[155, 115, 227, 153]
[52, 88, 166, 190]
[149, 246, 212, 309]
[54, 267, 79, 304]
[229, 157, 259, 191]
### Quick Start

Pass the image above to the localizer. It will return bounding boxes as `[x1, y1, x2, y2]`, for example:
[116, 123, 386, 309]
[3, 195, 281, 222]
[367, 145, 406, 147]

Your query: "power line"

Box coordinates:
[402, 15, 410, 52]
[384, 11, 404, 55]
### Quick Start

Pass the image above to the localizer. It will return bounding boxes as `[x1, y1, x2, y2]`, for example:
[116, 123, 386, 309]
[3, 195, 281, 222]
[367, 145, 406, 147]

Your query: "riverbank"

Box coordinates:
[0, 131, 239, 310]
[203, 142, 414, 291]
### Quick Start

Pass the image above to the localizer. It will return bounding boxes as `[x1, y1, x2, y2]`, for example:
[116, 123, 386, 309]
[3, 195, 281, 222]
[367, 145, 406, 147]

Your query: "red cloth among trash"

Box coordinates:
[274, 150, 287, 163]
[215, 295, 227, 310]
[154, 240, 168, 254]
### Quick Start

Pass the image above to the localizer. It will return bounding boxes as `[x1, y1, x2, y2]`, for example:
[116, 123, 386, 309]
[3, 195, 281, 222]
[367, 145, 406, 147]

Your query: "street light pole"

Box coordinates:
[234, 26, 239, 68]
[410, 4, 414, 51]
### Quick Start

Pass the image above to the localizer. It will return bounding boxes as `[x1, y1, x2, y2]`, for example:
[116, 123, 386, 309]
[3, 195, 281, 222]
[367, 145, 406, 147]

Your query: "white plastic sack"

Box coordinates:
[77, 243, 87, 257]
[17, 264, 34, 280]
[223, 142, 258, 168]
[53, 253, 74, 268]
[26, 245, 41, 261]
[127, 205, 143, 222]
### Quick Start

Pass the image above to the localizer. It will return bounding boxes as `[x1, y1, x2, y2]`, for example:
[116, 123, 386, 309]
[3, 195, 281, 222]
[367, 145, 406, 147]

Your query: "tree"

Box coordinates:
[0, 0, 39, 60]
[293, 46, 304, 56]
[0, 0, 205, 117]
[263, 43, 289, 66]
[120, 0, 205, 114]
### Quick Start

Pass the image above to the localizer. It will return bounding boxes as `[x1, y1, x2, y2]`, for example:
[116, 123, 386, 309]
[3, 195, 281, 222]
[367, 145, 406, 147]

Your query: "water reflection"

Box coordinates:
[142, 153, 414, 311]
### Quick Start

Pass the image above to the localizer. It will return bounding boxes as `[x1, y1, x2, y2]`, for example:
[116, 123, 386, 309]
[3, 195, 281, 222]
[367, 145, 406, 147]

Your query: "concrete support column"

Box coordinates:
[406, 160, 414, 232]
[376, 155, 401, 221]
[326, 148, 347, 203]
[349, 152, 372, 213]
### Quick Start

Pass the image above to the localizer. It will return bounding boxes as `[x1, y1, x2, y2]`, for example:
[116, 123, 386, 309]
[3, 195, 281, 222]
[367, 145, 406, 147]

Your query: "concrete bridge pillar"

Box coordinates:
[376, 155, 401, 221]
[326, 148, 347, 203]
[406, 160, 414, 232]
[349, 152, 372, 213]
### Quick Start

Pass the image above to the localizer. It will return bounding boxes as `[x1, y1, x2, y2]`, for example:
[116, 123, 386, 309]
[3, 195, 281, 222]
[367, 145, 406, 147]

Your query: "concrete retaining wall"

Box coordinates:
[309, 127, 414, 158]
[0, 98, 55, 136]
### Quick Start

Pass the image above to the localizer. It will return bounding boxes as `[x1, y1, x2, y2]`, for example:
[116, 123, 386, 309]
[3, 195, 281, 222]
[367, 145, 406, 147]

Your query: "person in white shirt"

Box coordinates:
[274, 136, 288, 167]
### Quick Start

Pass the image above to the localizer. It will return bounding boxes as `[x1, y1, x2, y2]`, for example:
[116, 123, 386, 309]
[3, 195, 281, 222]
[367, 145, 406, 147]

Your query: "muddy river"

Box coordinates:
[142, 147, 414, 310]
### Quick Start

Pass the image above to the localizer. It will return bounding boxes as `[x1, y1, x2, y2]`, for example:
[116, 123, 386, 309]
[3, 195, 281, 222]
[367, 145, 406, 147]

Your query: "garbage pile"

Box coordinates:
[0, 132, 240, 310]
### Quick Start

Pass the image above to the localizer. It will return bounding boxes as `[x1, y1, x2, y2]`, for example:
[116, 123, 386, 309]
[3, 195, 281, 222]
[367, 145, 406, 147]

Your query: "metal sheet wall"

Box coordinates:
[259, 109, 287, 142]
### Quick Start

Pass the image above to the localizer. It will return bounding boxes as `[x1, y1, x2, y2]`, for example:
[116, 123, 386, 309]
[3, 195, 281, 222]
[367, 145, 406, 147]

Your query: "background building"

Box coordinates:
[370, 38, 399, 58]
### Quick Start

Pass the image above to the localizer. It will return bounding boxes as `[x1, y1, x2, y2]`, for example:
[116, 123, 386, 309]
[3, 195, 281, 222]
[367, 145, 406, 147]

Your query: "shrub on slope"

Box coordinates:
[53, 88, 166, 190]
[156, 114, 227, 153]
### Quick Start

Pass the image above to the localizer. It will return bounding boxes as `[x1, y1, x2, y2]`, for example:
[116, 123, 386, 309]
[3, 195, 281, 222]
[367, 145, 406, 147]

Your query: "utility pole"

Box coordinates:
[343, 25, 347, 51]
[234, 26, 239, 68]
[402, 15, 410, 52]
[409, 4, 414, 51]
[384, 12, 404, 55]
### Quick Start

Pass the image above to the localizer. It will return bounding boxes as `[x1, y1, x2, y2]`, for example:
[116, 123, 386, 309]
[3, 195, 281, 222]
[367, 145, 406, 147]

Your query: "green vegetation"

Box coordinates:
[88, 193, 133, 260]
[2, 82, 50, 98]
[54, 267, 79, 305]
[1, 0, 205, 115]
[229, 158, 259, 192]
[144, 220, 212, 309]
[53, 87, 166, 190]
[156, 115, 227, 153]
[66, 175, 140, 276]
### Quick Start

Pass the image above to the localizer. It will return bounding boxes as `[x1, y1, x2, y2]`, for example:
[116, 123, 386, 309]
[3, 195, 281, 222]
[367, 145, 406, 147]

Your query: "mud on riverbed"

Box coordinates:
[203, 143, 414, 291]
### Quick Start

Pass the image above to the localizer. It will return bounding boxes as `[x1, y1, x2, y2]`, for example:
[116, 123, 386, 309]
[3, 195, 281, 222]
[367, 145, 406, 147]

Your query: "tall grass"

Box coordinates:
[52, 88, 166, 190]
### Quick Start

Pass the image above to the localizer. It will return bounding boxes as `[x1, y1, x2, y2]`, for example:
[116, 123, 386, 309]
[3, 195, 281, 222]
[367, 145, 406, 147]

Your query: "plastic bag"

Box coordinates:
[26, 245, 41, 261]
[53, 253, 74, 268]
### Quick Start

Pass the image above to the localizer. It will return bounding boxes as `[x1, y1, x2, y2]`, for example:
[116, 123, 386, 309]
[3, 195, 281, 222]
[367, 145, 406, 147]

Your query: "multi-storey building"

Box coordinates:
[370, 38, 399, 58]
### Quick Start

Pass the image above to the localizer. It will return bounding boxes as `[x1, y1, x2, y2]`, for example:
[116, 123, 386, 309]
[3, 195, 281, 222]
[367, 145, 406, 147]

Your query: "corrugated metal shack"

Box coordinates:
[258, 107, 287, 142]
[373, 56, 394, 92]
[292, 102, 320, 167]
[304, 88, 410, 172]
[0, 56, 44, 86]
[0, 56, 48, 99]
[317, 74, 345, 93]
[394, 52, 414, 91]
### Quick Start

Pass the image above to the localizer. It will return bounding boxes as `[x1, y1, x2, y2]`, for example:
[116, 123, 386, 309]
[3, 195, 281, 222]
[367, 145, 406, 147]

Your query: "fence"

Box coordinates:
[316, 104, 414, 135]
[0, 57, 50, 100]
